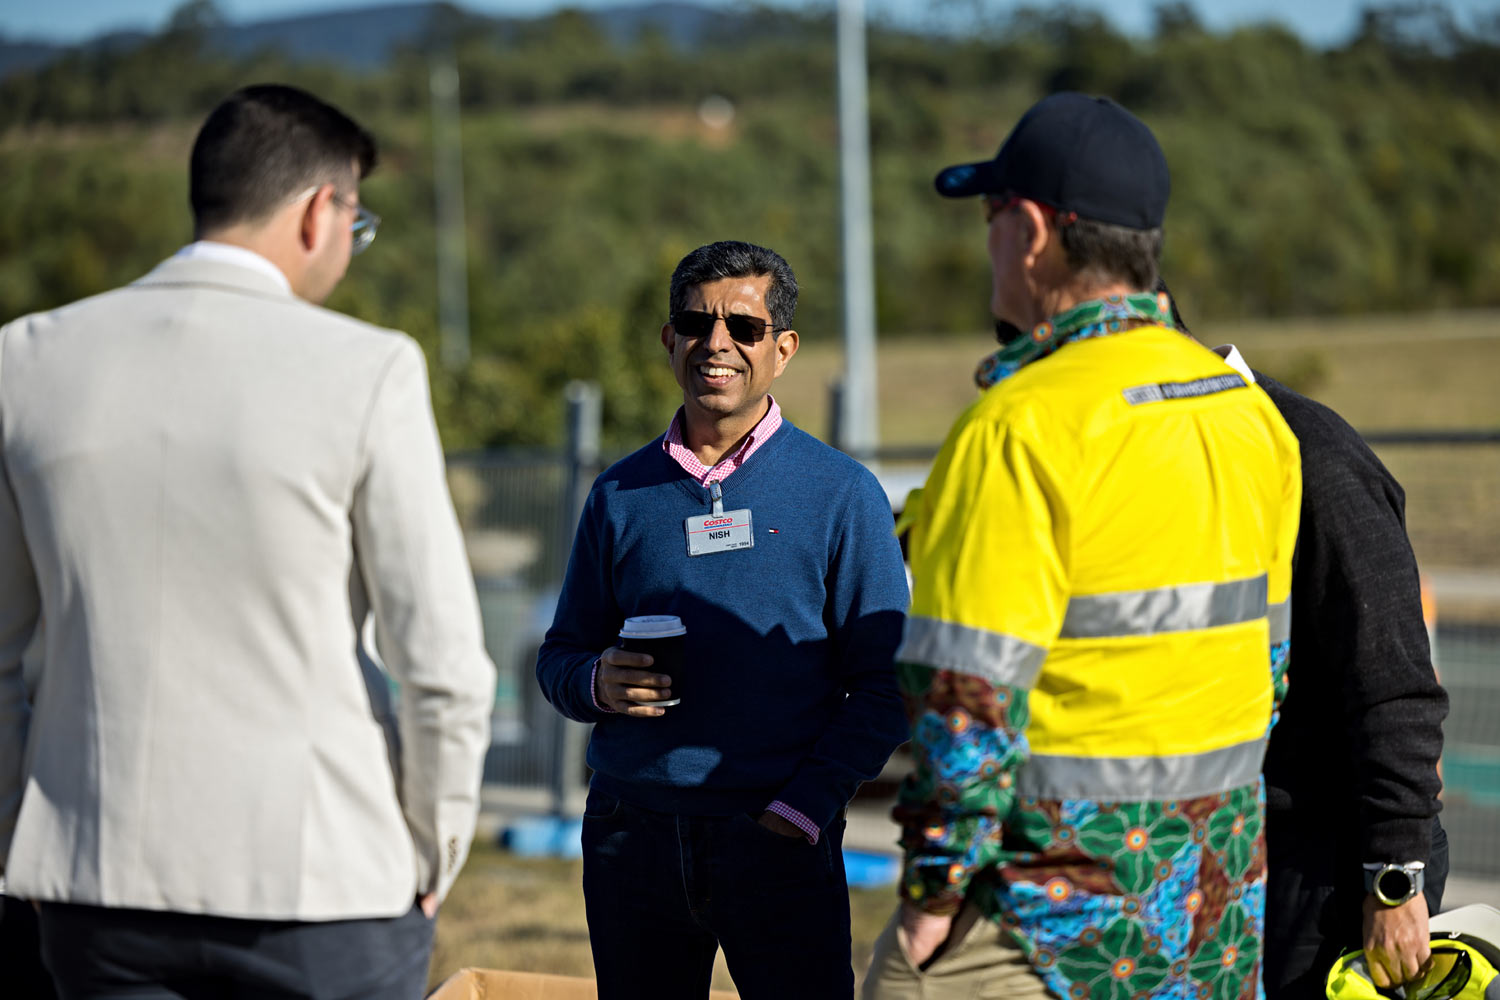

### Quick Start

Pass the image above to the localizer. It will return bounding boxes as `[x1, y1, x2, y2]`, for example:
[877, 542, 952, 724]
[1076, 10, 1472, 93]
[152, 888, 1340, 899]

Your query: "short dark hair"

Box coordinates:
[668, 241, 798, 332]
[190, 84, 378, 232]
[1058, 218, 1163, 292]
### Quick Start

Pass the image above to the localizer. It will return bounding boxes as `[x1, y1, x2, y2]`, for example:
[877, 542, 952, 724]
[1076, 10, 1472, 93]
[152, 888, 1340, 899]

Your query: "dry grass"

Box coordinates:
[427, 840, 899, 995]
[1204, 310, 1500, 431]
[428, 846, 592, 989]
[513, 102, 741, 147]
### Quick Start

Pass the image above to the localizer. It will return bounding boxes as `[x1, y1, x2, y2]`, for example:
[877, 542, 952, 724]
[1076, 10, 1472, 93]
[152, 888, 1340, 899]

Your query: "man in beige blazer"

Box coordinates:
[0, 84, 496, 999]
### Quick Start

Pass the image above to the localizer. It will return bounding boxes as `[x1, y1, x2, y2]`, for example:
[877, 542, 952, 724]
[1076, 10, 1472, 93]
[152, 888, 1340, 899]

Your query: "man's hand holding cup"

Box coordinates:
[596, 615, 687, 717]
[595, 648, 675, 716]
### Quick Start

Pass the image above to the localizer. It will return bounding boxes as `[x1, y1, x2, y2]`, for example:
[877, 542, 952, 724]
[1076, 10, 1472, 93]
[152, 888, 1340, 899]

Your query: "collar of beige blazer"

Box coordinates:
[133, 254, 299, 302]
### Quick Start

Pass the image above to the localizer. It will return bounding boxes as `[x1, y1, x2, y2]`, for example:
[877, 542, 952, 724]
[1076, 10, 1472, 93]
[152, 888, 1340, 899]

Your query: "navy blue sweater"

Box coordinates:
[536, 421, 910, 830]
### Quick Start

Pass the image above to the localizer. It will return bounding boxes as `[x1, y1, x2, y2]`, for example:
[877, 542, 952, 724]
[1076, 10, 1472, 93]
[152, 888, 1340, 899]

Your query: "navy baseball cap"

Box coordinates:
[935, 92, 1169, 230]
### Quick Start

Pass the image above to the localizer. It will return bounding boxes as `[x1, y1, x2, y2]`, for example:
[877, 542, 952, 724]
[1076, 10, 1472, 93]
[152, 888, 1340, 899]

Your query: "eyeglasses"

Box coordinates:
[981, 192, 1076, 227]
[670, 310, 786, 345]
[982, 193, 1024, 223]
[288, 185, 381, 255]
[331, 193, 380, 255]
[1402, 948, 1472, 1000]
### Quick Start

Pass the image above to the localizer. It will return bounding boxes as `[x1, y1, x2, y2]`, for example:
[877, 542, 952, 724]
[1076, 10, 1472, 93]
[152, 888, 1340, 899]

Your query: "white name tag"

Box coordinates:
[685, 508, 754, 556]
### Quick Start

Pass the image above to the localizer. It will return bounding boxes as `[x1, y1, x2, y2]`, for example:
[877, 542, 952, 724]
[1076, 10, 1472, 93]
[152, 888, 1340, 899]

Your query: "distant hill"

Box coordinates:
[0, 1, 783, 78]
[0, 37, 62, 77]
[595, 3, 743, 46]
[209, 2, 460, 69]
[0, 28, 150, 78]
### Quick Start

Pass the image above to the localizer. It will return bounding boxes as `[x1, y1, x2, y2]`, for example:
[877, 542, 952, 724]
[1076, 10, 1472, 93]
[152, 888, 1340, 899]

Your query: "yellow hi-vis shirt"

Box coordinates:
[894, 325, 1301, 996]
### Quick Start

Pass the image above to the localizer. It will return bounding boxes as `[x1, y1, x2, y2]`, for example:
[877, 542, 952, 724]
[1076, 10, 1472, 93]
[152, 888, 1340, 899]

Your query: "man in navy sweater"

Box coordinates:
[536, 241, 911, 999]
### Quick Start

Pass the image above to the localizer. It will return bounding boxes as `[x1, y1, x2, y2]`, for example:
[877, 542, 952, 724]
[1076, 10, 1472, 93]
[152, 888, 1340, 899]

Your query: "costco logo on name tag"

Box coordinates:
[685, 508, 754, 556]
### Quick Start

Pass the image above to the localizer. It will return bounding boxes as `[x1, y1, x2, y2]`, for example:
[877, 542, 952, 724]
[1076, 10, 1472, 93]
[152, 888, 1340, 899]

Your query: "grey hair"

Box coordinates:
[1059, 218, 1164, 292]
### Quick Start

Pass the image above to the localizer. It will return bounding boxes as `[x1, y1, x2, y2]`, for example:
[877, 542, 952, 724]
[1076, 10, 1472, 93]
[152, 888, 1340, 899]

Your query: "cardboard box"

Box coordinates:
[428, 968, 739, 999]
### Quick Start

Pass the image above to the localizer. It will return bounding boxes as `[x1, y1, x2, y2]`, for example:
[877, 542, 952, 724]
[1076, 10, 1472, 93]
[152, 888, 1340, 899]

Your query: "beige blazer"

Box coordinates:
[0, 255, 496, 920]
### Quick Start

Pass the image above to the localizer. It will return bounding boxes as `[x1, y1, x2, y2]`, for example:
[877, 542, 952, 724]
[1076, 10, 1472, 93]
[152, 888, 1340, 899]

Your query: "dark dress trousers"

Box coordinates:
[36, 902, 434, 1000]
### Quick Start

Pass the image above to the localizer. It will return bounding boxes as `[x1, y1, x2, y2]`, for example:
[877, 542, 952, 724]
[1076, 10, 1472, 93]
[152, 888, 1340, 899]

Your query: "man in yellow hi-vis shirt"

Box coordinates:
[863, 92, 1302, 1000]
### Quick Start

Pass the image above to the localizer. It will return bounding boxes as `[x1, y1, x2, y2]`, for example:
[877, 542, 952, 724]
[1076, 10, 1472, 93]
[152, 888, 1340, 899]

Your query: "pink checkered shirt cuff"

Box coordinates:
[590, 657, 615, 713]
[766, 800, 820, 844]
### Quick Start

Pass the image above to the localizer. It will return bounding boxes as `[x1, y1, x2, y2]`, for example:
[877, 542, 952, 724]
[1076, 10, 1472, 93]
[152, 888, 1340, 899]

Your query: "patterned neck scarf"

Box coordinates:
[974, 290, 1175, 390]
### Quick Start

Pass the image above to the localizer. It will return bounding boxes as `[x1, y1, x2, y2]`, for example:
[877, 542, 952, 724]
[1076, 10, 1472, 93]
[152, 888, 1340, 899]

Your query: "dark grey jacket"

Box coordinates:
[1257, 372, 1449, 999]
[1258, 373, 1448, 864]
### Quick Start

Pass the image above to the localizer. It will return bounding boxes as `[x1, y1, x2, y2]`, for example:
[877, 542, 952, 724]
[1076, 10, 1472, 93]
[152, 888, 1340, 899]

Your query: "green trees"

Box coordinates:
[2, 4, 1497, 447]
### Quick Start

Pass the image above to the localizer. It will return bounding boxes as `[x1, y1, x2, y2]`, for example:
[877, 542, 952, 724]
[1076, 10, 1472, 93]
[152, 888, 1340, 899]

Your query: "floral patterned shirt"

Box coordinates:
[896, 639, 1289, 1000]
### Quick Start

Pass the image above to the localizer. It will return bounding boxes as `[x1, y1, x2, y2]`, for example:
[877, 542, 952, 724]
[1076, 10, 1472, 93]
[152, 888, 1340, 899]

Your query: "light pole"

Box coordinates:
[430, 48, 471, 370]
[836, 0, 879, 459]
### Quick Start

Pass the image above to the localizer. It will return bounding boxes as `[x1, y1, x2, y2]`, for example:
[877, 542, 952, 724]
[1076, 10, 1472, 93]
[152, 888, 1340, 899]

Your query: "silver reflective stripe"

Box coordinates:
[1268, 599, 1292, 645]
[1059, 575, 1268, 639]
[1016, 738, 1267, 801]
[895, 615, 1048, 689]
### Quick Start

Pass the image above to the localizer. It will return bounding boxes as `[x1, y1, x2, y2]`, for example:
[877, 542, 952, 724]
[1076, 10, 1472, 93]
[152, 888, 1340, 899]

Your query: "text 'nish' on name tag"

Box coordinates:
[685, 508, 754, 556]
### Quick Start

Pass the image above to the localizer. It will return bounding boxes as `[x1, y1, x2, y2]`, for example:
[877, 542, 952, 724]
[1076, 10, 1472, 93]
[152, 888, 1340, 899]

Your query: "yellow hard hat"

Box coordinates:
[1326, 939, 1497, 1000]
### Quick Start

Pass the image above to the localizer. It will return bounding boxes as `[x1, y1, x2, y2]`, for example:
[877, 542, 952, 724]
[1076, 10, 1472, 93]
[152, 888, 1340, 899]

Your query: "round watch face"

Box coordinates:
[1375, 866, 1415, 903]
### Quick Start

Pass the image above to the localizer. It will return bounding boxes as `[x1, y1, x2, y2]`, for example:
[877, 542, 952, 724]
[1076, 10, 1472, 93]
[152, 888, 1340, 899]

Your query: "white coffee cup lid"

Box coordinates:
[620, 615, 686, 639]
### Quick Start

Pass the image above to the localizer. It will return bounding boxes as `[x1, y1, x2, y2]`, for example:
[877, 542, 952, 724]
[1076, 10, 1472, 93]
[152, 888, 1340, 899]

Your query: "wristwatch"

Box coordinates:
[1363, 862, 1426, 906]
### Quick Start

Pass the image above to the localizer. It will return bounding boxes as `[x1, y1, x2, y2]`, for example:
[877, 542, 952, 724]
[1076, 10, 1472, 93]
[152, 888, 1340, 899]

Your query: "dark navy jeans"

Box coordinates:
[581, 787, 853, 1000]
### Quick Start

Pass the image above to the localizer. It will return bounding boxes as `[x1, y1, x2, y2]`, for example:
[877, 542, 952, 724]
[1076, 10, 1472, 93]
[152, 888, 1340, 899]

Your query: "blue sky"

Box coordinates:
[3, 0, 1497, 45]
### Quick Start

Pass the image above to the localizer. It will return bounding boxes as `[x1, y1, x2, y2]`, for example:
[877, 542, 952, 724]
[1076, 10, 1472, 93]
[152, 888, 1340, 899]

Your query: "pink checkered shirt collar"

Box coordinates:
[662, 396, 783, 486]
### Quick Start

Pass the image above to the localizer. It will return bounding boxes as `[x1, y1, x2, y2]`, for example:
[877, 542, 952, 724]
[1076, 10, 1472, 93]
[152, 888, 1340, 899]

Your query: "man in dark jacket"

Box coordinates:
[1164, 285, 1449, 999]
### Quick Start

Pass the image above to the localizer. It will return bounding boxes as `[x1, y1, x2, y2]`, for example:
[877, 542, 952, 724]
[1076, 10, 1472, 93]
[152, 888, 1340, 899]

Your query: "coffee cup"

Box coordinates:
[618, 615, 686, 707]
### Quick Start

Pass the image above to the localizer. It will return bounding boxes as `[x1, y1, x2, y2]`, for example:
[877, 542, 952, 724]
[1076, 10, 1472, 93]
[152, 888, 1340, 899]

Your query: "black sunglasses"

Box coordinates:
[671, 310, 786, 345]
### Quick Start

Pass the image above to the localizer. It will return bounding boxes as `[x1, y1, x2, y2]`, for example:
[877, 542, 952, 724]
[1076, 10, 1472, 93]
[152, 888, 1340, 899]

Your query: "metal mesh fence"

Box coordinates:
[1373, 437, 1500, 570]
[1370, 439, 1500, 878]
[447, 452, 588, 797]
[1438, 620, 1500, 877]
